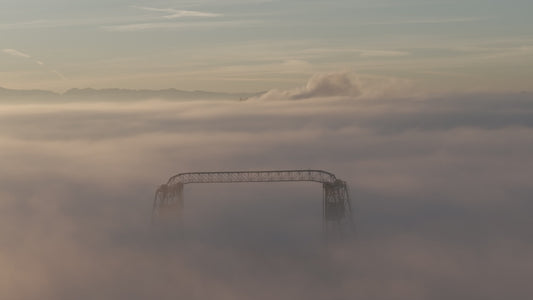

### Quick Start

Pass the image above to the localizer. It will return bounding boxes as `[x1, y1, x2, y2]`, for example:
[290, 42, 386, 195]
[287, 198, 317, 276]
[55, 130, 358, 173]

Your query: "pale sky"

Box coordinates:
[1, 0, 532, 93]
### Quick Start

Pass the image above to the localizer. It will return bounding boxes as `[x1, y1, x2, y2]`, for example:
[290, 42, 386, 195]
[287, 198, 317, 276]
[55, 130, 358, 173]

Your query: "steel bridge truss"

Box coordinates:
[153, 170, 353, 238]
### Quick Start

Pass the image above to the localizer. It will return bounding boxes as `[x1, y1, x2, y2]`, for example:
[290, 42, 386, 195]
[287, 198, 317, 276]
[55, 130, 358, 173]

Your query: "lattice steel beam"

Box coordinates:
[167, 169, 337, 185]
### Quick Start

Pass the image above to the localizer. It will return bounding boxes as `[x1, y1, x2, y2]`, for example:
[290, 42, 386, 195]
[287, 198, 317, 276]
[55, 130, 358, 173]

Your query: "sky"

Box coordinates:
[1, 0, 533, 93]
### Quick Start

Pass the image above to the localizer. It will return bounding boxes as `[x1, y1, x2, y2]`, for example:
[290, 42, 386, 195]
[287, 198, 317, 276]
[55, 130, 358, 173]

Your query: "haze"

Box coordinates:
[1, 1, 533, 299]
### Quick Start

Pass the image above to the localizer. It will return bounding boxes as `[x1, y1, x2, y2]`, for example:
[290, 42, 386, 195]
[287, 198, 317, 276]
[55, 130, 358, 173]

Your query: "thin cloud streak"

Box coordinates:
[3, 48, 30, 58]
[103, 20, 258, 32]
[359, 50, 410, 57]
[0, 18, 137, 30]
[51, 70, 68, 80]
[0, 14, 192, 31]
[362, 17, 490, 26]
[0, 6, 221, 32]
[3, 48, 41, 66]
[2, 48, 67, 80]
[132, 6, 221, 18]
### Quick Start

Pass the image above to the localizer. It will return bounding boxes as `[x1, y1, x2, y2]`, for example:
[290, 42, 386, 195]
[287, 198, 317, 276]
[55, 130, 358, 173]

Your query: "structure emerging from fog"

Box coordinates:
[153, 170, 353, 238]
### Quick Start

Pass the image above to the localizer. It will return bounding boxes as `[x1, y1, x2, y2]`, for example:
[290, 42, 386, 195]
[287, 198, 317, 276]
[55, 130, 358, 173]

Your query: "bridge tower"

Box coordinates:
[323, 180, 353, 239]
[152, 183, 183, 224]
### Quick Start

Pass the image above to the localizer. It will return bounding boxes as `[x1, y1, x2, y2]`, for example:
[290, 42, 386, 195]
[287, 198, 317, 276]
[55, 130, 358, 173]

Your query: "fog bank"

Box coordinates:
[1, 88, 532, 299]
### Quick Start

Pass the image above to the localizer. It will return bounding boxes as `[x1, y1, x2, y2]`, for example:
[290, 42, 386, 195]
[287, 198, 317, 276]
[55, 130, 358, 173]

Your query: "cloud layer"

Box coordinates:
[0, 87, 532, 299]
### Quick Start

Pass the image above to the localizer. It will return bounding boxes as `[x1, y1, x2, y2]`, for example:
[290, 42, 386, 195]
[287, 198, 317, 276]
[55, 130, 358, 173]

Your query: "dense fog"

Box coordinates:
[1, 77, 532, 299]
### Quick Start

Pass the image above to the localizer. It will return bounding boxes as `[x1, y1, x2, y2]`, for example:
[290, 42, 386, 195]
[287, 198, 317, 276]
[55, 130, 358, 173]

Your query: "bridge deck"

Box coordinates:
[167, 169, 337, 185]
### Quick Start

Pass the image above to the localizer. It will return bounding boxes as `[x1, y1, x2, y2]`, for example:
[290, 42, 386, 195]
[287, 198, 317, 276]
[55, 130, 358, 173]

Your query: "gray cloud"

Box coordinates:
[290, 72, 362, 99]
[257, 72, 361, 100]
[0, 89, 532, 299]
[256, 72, 417, 100]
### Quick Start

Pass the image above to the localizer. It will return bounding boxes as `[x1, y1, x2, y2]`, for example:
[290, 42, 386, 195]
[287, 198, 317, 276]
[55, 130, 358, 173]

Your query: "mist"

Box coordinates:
[1, 80, 532, 299]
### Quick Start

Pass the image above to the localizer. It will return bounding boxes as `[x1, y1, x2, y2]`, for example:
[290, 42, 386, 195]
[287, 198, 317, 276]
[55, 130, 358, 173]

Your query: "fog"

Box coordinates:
[1, 79, 532, 299]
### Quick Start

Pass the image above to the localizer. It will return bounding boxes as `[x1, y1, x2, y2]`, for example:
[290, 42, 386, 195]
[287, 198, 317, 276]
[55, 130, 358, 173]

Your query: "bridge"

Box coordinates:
[153, 170, 353, 238]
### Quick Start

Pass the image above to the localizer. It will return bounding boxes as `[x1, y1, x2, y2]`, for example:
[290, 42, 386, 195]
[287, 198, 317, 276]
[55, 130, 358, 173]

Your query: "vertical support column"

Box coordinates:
[152, 183, 184, 225]
[323, 180, 353, 240]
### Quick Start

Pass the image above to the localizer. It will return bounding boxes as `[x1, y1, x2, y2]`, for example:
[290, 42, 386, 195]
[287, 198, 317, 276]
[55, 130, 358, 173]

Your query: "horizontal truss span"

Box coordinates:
[167, 170, 337, 185]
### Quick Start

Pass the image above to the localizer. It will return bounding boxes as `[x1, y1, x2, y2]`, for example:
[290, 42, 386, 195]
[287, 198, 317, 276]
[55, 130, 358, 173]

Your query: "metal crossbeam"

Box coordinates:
[153, 169, 353, 239]
[167, 169, 337, 185]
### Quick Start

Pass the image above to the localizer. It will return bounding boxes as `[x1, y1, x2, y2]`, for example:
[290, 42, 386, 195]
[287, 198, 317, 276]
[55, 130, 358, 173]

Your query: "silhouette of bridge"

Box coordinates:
[153, 170, 353, 238]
